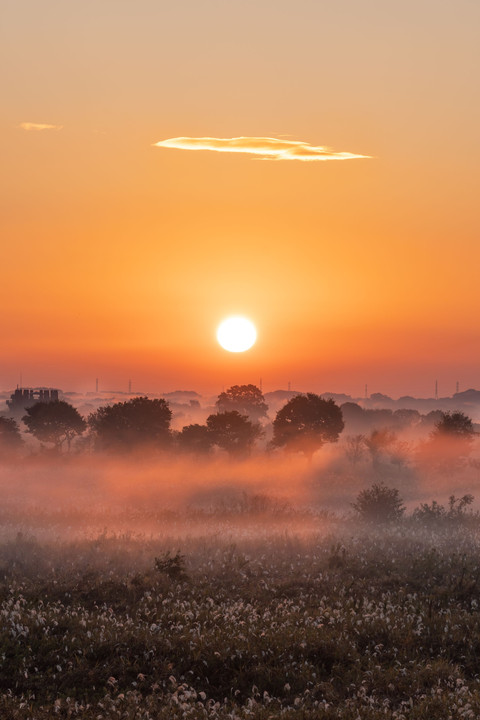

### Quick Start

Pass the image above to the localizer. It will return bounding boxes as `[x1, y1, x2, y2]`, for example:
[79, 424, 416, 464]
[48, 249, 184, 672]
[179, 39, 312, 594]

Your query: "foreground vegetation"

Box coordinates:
[2, 508, 480, 718]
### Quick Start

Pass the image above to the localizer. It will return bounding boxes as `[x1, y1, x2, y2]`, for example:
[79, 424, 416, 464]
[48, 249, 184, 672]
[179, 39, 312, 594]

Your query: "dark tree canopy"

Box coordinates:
[177, 423, 214, 454]
[271, 393, 344, 459]
[88, 397, 172, 451]
[216, 385, 268, 422]
[23, 401, 86, 450]
[432, 411, 476, 440]
[206, 410, 263, 457]
[418, 410, 476, 471]
[0, 417, 24, 453]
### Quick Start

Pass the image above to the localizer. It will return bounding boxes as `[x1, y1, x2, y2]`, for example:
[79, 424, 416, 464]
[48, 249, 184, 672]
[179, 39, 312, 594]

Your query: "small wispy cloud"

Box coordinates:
[153, 136, 369, 162]
[19, 122, 63, 131]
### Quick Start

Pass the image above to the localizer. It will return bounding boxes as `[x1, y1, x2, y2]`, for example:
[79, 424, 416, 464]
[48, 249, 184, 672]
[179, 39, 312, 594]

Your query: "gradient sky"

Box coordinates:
[2, 0, 479, 397]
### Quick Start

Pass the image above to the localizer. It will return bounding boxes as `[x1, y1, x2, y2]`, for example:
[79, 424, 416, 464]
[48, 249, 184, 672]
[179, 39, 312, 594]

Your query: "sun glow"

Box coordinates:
[217, 316, 257, 353]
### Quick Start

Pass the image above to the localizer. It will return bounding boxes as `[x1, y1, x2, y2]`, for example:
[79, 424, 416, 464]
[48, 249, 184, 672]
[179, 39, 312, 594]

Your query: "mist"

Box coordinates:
[2, 390, 480, 719]
[1, 416, 479, 542]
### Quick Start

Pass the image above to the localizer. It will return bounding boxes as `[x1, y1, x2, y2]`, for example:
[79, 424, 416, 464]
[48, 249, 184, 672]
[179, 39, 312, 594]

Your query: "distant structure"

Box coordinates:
[435, 380, 438, 399]
[6, 387, 59, 415]
[95, 378, 99, 393]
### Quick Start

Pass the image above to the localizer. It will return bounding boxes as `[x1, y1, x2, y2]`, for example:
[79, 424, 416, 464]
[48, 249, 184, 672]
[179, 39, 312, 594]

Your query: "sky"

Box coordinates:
[2, 0, 480, 398]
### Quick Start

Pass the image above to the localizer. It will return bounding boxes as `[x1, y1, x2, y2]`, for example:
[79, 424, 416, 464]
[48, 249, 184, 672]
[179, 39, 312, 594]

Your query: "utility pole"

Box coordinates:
[95, 378, 99, 393]
[128, 379, 132, 394]
[365, 383, 368, 399]
[435, 380, 438, 399]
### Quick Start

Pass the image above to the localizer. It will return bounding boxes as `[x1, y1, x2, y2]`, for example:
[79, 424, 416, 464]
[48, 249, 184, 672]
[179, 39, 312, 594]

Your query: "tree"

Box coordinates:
[419, 411, 477, 472]
[364, 429, 397, 473]
[392, 408, 421, 430]
[216, 384, 268, 422]
[352, 482, 405, 523]
[206, 411, 263, 457]
[23, 401, 86, 450]
[431, 411, 476, 440]
[340, 402, 366, 433]
[344, 434, 366, 466]
[88, 396, 172, 451]
[0, 417, 24, 454]
[271, 394, 344, 460]
[177, 423, 214, 454]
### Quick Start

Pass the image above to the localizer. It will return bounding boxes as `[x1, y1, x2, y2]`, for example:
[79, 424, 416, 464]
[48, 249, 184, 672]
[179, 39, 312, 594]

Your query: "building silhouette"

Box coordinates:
[7, 387, 60, 415]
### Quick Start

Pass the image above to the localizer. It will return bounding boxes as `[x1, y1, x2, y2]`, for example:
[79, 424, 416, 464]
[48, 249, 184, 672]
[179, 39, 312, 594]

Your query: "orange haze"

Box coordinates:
[2, 1, 479, 397]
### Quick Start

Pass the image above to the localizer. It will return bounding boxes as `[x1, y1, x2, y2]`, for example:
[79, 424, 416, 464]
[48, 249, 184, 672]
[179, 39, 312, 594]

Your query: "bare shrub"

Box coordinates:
[154, 551, 188, 581]
[413, 494, 475, 524]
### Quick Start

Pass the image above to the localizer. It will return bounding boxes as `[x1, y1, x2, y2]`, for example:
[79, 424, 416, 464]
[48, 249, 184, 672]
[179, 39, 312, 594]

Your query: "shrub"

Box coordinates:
[413, 494, 475, 524]
[352, 482, 405, 523]
[154, 551, 188, 581]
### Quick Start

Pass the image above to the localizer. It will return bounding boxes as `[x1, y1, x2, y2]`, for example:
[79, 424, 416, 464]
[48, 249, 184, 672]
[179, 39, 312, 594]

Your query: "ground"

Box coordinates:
[1, 503, 480, 719]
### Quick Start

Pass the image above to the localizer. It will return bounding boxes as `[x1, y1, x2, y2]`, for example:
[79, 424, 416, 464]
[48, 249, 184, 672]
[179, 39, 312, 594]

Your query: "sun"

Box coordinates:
[217, 316, 257, 353]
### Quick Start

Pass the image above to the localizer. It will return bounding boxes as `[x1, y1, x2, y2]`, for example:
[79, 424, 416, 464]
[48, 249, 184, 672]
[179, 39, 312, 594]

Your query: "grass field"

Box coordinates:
[2, 503, 480, 719]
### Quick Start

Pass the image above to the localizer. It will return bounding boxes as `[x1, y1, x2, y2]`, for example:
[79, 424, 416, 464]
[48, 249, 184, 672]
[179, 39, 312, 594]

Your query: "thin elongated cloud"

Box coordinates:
[19, 122, 63, 131]
[153, 136, 369, 161]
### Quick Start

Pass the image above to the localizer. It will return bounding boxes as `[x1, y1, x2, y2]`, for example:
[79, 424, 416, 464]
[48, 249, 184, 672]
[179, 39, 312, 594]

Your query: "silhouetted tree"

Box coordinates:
[0, 417, 24, 454]
[431, 411, 476, 440]
[271, 394, 344, 460]
[420, 410, 444, 431]
[418, 411, 477, 472]
[352, 482, 405, 523]
[23, 401, 86, 450]
[216, 384, 268, 422]
[344, 434, 366, 466]
[392, 408, 421, 430]
[177, 423, 214, 454]
[369, 392, 393, 404]
[340, 402, 365, 433]
[364, 408, 394, 428]
[206, 410, 263, 457]
[88, 396, 172, 451]
[364, 429, 397, 473]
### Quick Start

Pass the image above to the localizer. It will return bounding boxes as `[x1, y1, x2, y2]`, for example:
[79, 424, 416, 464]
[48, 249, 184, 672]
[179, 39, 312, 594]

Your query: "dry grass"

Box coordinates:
[1, 504, 480, 718]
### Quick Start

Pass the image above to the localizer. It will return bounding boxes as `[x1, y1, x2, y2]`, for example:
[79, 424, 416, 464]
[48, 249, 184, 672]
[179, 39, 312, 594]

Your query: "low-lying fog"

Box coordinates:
[1, 432, 479, 542]
[2, 386, 480, 543]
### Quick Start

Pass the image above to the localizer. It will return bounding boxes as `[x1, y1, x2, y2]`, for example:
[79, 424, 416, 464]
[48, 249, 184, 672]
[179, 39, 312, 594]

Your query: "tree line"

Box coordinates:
[0, 383, 476, 461]
[0, 385, 345, 458]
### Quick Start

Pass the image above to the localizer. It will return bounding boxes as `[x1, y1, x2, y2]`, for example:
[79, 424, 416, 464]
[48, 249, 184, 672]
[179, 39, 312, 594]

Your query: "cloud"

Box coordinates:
[153, 136, 369, 161]
[19, 122, 63, 131]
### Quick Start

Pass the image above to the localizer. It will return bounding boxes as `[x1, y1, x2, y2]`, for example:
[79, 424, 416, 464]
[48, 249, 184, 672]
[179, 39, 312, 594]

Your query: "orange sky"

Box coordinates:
[1, 0, 479, 398]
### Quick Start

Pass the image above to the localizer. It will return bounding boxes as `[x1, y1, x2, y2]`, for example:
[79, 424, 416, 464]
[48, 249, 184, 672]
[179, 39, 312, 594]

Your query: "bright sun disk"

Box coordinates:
[217, 316, 257, 352]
